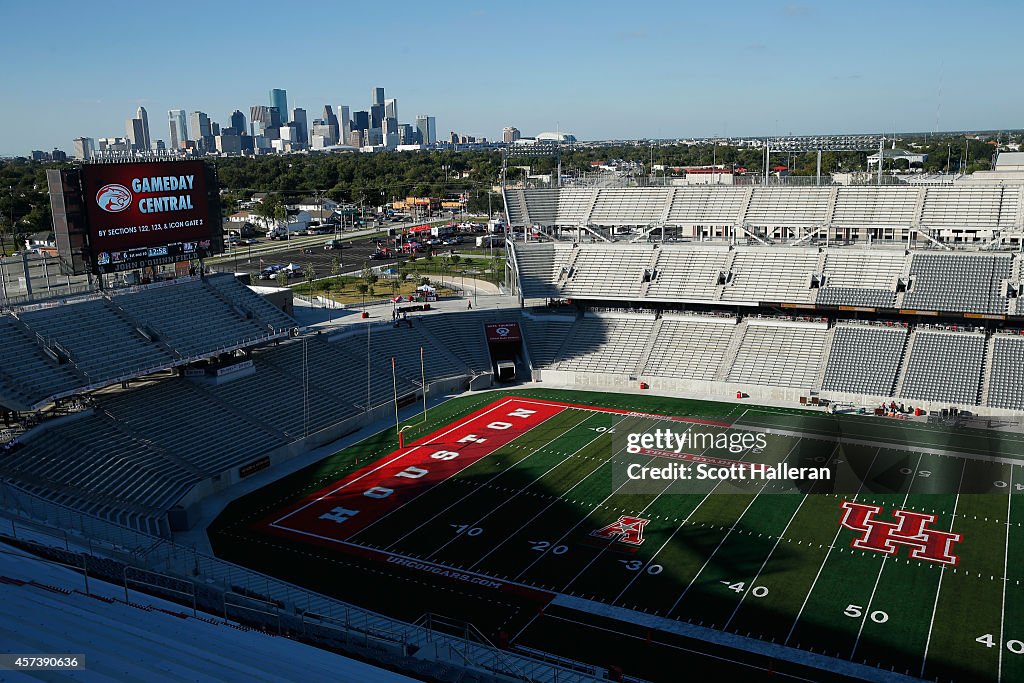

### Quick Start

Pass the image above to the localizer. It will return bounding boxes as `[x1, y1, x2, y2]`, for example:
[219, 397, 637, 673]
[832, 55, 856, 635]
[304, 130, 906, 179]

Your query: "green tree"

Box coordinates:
[331, 256, 341, 277]
[274, 270, 289, 288]
[304, 263, 317, 286]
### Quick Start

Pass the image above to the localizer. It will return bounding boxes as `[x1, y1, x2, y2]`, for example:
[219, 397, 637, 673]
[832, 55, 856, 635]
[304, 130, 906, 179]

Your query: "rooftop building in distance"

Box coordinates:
[72, 136, 95, 161]
[136, 106, 151, 151]
[270, 89, 288, 124]
[168, 109, 187, 150]
[416, 115, 436, 145]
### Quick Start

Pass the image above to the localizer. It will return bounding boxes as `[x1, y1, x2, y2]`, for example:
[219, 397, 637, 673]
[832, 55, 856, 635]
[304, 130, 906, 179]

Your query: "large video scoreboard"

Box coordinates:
[47, 160, 223, 275]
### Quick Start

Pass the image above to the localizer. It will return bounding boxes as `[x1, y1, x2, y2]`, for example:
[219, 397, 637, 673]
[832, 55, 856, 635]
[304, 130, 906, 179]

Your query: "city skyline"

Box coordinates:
[4, 0, 1024, 156]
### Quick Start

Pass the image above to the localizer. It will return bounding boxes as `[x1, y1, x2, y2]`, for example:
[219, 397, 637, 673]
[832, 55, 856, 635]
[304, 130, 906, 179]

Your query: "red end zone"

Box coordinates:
[266, 397, 567, 543]
[255, 395, 738, 601]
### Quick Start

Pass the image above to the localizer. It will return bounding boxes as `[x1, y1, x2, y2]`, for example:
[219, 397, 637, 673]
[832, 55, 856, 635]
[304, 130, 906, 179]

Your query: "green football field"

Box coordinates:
[212, 389, 1024, 682]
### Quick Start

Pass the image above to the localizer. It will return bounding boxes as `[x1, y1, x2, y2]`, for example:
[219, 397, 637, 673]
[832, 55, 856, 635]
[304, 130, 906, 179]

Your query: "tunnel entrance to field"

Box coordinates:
[485, 321, 524, 382]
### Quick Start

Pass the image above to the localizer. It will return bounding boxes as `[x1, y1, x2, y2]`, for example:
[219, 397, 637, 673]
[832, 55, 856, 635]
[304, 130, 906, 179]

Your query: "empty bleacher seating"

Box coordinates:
[555, 316, 655, 375]
[727, 322, 827, 387]
[903, 253, 1010, 314]
[521, 314, 577, 368]
[417, 311, 507, 373]
[646, 247, 730, 301]
[111, 278, 278, 358]
[589, 188, 671, 225]
[0, 413, 197, 523]
[721, 249, 819, 303]
[821, 324, 907, 396]
[920, 186, 1019, 231]
[17, 298, 170, 383]
[98, 379, 288, 474]
[900, 330, 984, 405]
[560, 246, 653, 299]
[513, 243, 563, 299]
[745, 188, 831, 226]
[0, 316, 83, 408]
[816, 249, 907, 308]
[665, 186, 748, 226]
[987, 335, 1024, 410]
[832, 187, 920, 227]
[642, 316, 737, 380]
[204, 273, 296, 333]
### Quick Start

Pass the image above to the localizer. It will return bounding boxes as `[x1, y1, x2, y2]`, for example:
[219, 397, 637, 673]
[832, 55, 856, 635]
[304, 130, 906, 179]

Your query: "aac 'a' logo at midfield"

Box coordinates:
[96, 183, 132, 213]
[839, 500, 962, 566]
[591, 515, 649, 546]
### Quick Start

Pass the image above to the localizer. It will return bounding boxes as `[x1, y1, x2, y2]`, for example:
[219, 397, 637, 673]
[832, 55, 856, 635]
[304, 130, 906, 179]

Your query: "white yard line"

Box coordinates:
[271, 397, 518, 527]
[848, 451, 925, 659]
[784, 446, 882, 646]
[344, 402, 571, 543]
[918, 459, 968, 678]
[417, 413, 612, 560]
[465, 414, 665, 573]
[663, 438, 801, 615]
[722, 443, 842, 630]
[563, 429, 752, 598]
[507, 417, 692, 582]
[998, 466, 1015, 683]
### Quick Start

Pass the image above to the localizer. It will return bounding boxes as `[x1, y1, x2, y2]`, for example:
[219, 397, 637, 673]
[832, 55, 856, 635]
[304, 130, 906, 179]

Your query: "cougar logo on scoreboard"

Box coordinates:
[591, 515, 649, 546]
[839, 500, 962, 566]
[96, 183, 133, 213]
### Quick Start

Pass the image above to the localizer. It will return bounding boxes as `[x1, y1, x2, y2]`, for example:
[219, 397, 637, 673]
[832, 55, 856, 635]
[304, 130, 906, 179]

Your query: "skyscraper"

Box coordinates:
[270, 89, 288, 124]
[503, 126, 521, 143]
[336, 105, 351, 144]
[290, 107, 308, 145]
[190, 111, 211, 141]
[168, 109, 188, 150]
[230, 109, 246, 135]
[137, 106, 151, 151]
[353, 110, 369, 132]
[383, 98, 399, 147]
[125, 117, 145, 152]
[372, 87, 385, 107]
[250, 106, 281, 136]
[370, 104, 384, 131]
[72, 137, 95, 161]
[416, 115, 436, 145]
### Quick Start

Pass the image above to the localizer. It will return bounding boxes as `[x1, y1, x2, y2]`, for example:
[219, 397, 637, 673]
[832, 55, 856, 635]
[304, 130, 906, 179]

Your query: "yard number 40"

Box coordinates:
[976, 634, 1024, 654]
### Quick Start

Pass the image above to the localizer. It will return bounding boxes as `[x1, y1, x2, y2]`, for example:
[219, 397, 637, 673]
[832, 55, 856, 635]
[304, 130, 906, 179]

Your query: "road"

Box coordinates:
[211, 222, 491, 281]
[215, 232, 402, 279]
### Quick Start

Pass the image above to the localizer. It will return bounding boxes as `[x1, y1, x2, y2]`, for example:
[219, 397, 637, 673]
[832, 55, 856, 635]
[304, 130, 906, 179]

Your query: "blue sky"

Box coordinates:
[3, 0, 1021, 156]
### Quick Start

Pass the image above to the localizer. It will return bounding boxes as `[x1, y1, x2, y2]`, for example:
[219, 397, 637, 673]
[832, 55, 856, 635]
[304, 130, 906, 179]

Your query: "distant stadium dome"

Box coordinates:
[535, 131, 577, 143]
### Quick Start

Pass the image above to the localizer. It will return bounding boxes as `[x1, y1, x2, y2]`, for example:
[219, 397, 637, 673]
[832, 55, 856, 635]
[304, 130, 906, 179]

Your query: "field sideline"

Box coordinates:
[210, 388, 1024, 682]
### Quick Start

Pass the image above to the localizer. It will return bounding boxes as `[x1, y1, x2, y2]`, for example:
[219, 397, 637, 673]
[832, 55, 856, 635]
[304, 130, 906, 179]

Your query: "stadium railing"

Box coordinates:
[0, 471, 606, 683]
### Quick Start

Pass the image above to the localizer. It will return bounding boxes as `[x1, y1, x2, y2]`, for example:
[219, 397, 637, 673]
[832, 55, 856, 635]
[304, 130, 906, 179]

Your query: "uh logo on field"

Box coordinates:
[839, 500, 962, 566]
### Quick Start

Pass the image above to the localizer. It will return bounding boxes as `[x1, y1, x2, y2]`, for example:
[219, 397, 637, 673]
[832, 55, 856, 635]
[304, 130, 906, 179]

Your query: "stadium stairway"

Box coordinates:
[713, 319, 747, 381]
[177, 378, 292, 444]
[813, 325, 838, 390]
[980, 334, 996, 405]
[102, 294, 184, 362]
[893, 330, 917, 399]
[411, 318, 481, 375]
[634, 318, 664, 377]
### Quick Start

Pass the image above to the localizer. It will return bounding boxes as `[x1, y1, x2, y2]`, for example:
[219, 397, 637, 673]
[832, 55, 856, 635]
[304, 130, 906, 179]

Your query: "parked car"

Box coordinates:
[258, 264, 285, 280]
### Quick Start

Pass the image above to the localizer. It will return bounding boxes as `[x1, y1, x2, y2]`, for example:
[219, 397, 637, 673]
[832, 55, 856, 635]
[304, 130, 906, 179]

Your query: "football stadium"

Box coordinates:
[3, 158, 1024, 683]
